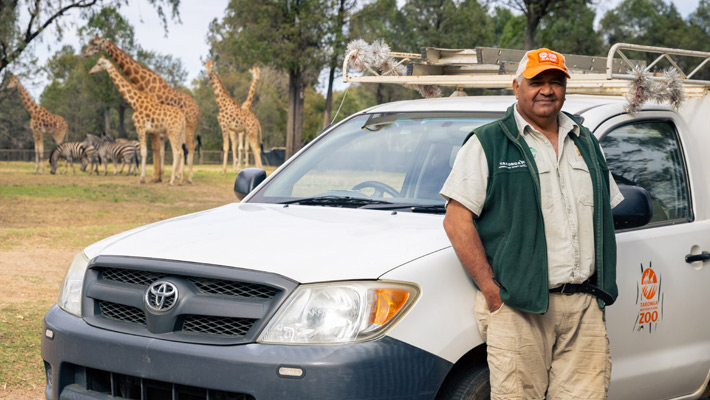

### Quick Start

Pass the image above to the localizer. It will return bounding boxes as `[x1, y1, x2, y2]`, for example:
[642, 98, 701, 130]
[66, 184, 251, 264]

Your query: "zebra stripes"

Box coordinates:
[82, 134, 140, 176]
[49, 142, 86, 175]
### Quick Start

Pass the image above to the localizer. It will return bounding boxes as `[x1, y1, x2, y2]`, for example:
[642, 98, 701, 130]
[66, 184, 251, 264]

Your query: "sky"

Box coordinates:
[18, 0, 229, 98]
[16, 0, 702, 98]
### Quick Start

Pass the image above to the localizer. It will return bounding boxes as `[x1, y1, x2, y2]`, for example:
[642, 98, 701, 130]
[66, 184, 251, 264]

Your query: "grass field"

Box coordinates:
[0, 161, 275, 399]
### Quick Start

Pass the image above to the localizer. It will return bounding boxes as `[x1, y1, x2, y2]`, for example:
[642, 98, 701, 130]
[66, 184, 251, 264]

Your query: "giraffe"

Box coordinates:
[7, 76, 68, 173]
[82, 36, 199, 183]
[89, 56, 185, 185]
[204, 60, 263, 174]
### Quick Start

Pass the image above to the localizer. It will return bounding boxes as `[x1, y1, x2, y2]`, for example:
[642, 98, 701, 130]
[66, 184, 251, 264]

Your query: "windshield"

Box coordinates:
[248, 112, 499, 211]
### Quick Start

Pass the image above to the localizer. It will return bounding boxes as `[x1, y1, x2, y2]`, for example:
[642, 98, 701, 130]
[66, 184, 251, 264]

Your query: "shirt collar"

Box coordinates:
[512, 103, 580, 138]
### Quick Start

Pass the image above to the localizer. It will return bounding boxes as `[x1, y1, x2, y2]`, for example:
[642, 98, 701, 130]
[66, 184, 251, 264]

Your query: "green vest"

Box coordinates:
[465, 105, 618, 313]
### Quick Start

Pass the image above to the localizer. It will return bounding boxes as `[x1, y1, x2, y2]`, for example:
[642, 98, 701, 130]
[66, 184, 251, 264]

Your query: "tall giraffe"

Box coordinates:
[7, 76, 68, 173]
[238, 67, 262, 167]
[83, 36, 199, 183]
[89, 56, 185, 185]
[204, 60, 263, 174]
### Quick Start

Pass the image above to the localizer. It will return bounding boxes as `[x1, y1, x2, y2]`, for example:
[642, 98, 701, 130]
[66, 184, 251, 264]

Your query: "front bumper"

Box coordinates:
[42, 305, 451, 400]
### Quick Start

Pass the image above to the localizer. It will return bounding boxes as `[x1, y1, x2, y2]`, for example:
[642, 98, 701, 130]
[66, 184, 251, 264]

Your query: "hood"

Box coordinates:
[84, 203, 451, 283]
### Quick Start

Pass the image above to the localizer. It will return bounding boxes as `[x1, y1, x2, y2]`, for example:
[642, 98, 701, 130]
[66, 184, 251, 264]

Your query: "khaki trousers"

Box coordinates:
[474, 291, 611, 399]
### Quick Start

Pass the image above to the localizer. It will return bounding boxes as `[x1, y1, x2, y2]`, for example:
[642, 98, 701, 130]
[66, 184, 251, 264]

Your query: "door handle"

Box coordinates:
[685, 251, 710, 263]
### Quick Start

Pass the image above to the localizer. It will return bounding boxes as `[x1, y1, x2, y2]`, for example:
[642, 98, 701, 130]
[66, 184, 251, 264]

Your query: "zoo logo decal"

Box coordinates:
[634, 261, 664, 333]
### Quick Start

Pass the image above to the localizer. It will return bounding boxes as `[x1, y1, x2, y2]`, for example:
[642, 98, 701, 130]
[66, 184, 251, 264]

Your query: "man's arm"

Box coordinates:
[443, 199, 502, 312]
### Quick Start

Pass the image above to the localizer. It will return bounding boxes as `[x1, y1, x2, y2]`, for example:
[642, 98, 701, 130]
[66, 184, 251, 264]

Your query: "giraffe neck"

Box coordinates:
[13, 81, 41, 117]
[103, 62, 143, 109]
[242, 71, 259, 110]
[103, 40, 160, 91]
[209, 72, 239, 109]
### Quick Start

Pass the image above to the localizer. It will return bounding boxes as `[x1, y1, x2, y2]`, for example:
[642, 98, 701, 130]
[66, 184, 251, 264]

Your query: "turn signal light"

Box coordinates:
[371, 288, 410, 325]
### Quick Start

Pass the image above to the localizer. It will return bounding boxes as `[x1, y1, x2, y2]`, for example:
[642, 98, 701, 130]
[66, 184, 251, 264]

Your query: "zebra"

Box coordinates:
[80, 144, 101, 175]
[98, 140, 139, 176]
[81, 134, 104, 175]
[49, 142, 86, 175]
[82, 134, 139, 176]
[115, 138, 142, 175]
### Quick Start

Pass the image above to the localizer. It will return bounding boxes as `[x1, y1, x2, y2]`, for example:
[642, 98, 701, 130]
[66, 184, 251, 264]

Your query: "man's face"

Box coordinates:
[513, 69, 567, 123]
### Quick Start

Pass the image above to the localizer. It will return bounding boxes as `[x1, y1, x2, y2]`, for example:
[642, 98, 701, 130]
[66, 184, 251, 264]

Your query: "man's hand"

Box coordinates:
[482, 287, 503, 313]
[443, 199, 503, 313]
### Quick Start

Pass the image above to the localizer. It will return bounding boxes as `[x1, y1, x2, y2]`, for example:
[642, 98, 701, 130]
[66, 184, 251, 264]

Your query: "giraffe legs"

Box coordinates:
[218, 116, 231, 176]
[137, 130, 148, 184]
[184, 121, 196, 184]
[165, 123, 185, 186]
[247, 127, 263, 169]
[150, 133, 163, 183]
[33, 137, 44, 174]
[232, 131, 240, 172]
[236, 131, 245, 169]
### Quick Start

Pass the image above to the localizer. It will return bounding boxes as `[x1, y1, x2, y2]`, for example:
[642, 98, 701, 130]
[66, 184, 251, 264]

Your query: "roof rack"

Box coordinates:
[343, 43, 710, 98]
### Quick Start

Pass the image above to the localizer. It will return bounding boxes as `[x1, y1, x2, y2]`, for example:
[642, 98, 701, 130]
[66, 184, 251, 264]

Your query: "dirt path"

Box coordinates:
[0, 162, 242, 399]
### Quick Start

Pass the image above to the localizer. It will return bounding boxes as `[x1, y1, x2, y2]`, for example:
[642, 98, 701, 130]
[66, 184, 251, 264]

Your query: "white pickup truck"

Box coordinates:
[41, 44, 710, 400]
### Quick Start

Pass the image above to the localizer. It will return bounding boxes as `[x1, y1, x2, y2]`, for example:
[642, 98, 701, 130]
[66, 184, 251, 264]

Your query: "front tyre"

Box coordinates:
[436, 362, 490, 400]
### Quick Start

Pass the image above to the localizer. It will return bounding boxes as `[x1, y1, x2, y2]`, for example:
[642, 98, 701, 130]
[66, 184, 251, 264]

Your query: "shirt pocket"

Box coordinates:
[568, 156, 594, 206]
[535, 157, 554, 209]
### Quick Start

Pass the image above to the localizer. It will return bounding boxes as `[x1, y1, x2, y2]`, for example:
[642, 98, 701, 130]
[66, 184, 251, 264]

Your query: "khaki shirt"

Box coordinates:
[441, 105, 623, 288]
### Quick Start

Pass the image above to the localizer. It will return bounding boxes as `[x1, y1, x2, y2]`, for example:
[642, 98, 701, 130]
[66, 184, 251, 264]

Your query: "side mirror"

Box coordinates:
[234, 168, 266, 201]
[613, 184, 653, 230]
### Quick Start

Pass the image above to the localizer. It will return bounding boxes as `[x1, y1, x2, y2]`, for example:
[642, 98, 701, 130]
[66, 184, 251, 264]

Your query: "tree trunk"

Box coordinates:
[117, 103, 127, 138]
[376, 83, 384, 105]
[322, 65, 336, 129]
[104, 107, 110, 134]
[525, 15, 538, 50]
[286, 69, 305, 159]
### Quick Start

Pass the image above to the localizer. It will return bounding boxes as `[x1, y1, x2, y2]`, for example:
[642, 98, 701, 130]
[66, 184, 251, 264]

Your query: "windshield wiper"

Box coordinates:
[280, 195, 394, 208]
[359, 203, 447, 214]
[410, 205, 446, 214]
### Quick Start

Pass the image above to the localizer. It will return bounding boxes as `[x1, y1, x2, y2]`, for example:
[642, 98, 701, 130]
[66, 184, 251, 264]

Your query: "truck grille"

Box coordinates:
[98, 301, 146, 326]
[66, 366, 255, 400]
[82, 256, 297, 345]
[182, 315, 255, 337]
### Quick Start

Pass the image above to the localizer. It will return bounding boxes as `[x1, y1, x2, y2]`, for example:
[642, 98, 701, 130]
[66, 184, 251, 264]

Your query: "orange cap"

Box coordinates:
[516, 48, 570, 79]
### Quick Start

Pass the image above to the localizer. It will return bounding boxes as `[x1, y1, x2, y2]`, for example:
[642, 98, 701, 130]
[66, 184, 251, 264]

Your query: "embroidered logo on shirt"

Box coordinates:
[499, 160, 527, 169]
[529, 146, 537, 158]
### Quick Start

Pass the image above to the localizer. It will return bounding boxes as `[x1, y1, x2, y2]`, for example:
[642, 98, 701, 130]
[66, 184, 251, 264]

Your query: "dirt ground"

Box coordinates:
[0, 162, 243, 399]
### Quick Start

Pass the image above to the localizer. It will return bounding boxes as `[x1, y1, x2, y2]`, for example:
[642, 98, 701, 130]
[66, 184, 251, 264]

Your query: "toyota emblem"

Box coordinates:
[145, 281, 178, 312]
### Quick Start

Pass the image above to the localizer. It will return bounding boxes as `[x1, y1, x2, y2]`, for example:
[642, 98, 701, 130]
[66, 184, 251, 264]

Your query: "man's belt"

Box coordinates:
[550, 281, 614, 304]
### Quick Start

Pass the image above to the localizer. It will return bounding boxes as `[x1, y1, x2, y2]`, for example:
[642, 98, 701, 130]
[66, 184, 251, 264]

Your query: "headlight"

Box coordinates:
[57, 252, 90, 317]
[258, 281, 419, 344]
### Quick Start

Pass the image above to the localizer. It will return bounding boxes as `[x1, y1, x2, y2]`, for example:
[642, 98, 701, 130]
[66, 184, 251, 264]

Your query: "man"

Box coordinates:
[441, 48, 624, 399]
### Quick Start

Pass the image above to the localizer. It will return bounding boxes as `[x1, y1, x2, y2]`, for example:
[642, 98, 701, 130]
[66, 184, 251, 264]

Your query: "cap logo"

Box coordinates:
[538, 51, 558, 64]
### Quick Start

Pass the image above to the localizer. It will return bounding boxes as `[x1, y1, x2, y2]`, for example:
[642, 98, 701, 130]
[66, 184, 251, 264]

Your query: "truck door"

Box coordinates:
[597, 113, 710, 399]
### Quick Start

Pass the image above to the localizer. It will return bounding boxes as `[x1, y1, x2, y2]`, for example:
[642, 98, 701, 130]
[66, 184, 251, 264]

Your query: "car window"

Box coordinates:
[251, 112, 498, 208]
[601, 120, 691, 225]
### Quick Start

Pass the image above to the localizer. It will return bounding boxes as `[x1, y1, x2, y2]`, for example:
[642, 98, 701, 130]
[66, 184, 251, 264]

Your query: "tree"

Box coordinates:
[0, 0, 180, 76]
[497, 0, 592, 50]
[402, 0, 494, 49]
[349, 0, 418, 104]
[215, 0, 333, 159]
[77, 6, 136, 136]
[321, 0, 356, 129]
[599, 0, 687, 47]
[136, 49, 188, 88]
[536, 0, 602, 55]
[492, 7, 525, 48]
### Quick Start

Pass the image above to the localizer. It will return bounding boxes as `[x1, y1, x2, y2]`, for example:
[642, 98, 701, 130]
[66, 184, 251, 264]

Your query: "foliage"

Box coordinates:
[402, 0, 494, 50]
[536, 0, 602, 55]
[136, 49, 188, 88]
[0, 0, 180, 76]
[213, 0, 335, 157]
[599, 0, 710, 79]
